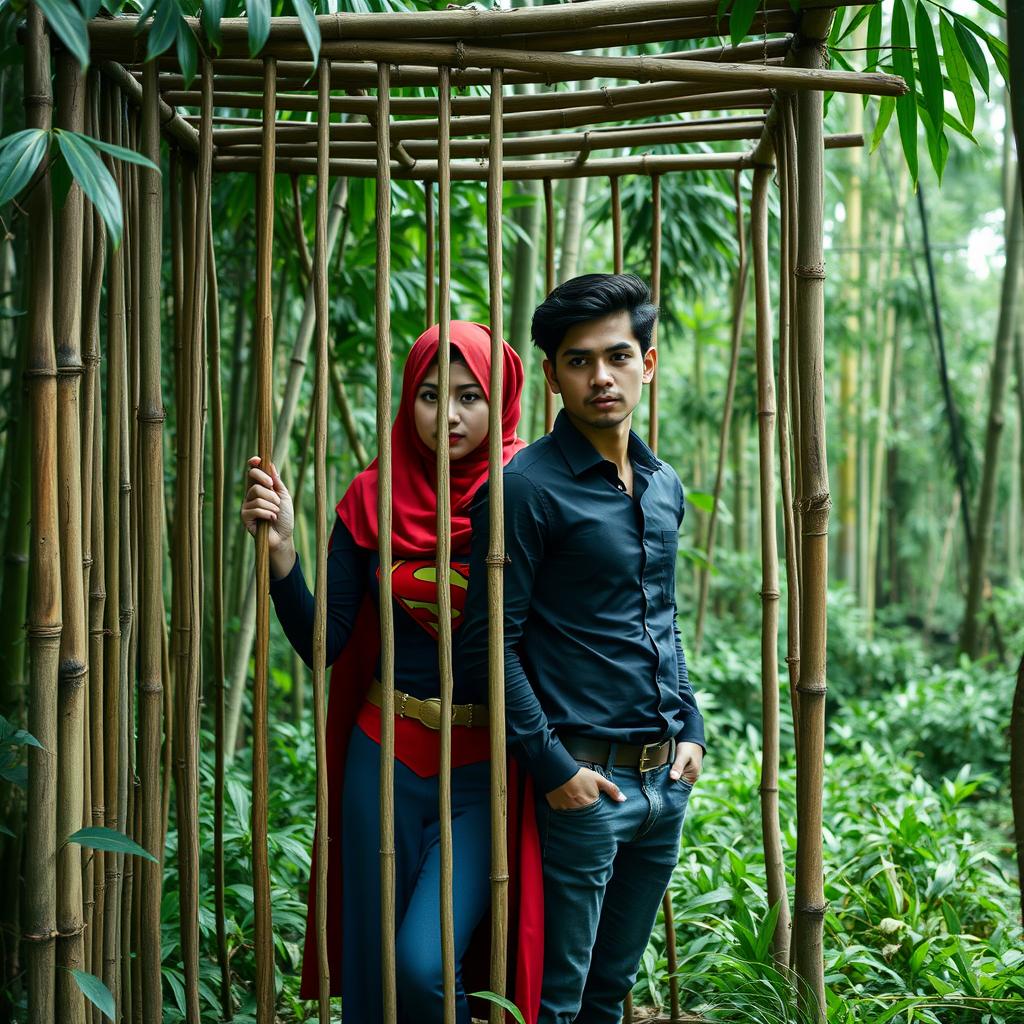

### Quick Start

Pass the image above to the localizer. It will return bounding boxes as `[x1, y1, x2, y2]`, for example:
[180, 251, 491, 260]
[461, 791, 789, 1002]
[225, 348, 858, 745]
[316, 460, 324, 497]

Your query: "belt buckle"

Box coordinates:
[418, 697, 443, 731]
[638, 741, 662, 773]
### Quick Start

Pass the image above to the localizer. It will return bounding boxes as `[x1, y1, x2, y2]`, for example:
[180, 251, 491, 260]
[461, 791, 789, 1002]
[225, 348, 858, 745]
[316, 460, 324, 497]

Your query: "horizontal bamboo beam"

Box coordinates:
[89, 0, 859, 48]
[207, 89, 773, 146]
[203, 41, 903, 97]
[212, 135, 863, 181]
[97, 60, 199, 155]
[215, 119, 770, 161]
[142, 37, 790, 104]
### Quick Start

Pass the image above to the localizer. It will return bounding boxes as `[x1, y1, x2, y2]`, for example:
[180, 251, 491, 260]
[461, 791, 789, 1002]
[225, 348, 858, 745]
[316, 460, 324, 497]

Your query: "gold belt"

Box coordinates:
[367, 679, 488, 731]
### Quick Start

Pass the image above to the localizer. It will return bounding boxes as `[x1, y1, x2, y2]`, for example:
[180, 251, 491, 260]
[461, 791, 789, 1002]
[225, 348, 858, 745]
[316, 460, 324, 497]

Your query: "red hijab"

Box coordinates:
[337, 321, 525, 556]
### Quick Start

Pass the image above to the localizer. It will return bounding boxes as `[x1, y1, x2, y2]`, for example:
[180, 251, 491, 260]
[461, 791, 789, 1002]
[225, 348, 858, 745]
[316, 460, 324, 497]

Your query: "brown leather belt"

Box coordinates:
[367, 679, 488, 731]
[562, 735, 675, 773]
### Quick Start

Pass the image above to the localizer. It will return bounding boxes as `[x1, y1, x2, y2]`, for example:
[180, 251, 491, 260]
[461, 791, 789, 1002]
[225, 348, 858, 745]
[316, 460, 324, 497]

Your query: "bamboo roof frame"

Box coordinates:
[24, 4, 901, 1023]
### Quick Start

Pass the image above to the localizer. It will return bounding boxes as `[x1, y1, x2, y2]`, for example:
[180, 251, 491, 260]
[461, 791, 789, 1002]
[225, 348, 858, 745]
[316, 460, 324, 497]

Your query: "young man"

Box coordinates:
[460, 274, 706, 1023]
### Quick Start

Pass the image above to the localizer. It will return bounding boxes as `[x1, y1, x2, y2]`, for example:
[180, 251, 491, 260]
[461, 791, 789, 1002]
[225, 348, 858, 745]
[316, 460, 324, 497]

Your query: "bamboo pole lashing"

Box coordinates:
[435, 62, 458, 1024]
[253, 55, 278, 1024]
[53, 48, 88, 1024]
[543, 177, 555, 433]
[312, 56, 332, 1023]
[649, 174, 661, 455]
[485, 67, 510, 1023]
[375, 60, 399, 1024]
[24, 8, 60, 1024]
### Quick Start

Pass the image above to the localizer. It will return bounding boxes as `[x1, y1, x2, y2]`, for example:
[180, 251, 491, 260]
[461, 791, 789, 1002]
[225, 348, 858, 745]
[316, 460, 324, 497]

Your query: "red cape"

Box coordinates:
[298, 597, 544, 1023]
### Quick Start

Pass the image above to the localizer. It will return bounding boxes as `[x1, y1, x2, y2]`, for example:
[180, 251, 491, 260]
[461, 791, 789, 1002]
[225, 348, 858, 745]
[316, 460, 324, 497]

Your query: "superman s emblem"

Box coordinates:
[384, 560, 471, 639]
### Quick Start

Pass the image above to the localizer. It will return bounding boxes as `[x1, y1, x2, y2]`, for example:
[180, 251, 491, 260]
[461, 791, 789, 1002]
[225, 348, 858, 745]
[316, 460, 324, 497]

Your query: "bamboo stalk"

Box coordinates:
[543, 178, 555, 432]
[792, 13, 831, 1018]
[252, 56, 277, 1024]
[649, 174, 661, 454]
[784, 99, 803, 596]
[426, 180, 436, 327]
[97, 61, 199, 155]
[208, 89, 773, 146]
[53, 49, 88, 1024]
[312, 56, 331, 1024]
[611, 176, 623, 274]
[751, 158, 791, 967]
[375, 60, 399, 1024]
[156, 38, 792, 97]
[435, 62, 457, 1024]
[775, 103, 800, 758]
[24, 8, 60, 1023]
[137, 60, 165, 1024]
[485, 67, 510, 1024]
[662, 890, 680, 1020]
[100, 80, 125, 1018]
[693, 171, 748, 657]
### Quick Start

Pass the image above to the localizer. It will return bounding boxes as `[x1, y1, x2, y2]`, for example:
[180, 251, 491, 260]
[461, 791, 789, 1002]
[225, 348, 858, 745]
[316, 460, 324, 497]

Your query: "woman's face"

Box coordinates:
[413, 358, 490, 460]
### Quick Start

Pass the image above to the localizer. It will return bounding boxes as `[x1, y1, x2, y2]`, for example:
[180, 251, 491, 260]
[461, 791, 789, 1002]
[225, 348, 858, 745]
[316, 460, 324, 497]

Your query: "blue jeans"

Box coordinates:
[341, 725, 492, 1024]
[535, 760, 693, 1024]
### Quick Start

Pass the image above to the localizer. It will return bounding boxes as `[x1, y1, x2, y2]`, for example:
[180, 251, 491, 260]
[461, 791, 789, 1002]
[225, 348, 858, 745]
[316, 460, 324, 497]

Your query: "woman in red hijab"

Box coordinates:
[240, 322, 539, 1023]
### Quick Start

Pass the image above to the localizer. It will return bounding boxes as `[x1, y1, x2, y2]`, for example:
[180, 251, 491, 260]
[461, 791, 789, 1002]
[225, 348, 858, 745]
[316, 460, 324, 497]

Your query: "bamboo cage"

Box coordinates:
[11, 2, 906, 1023]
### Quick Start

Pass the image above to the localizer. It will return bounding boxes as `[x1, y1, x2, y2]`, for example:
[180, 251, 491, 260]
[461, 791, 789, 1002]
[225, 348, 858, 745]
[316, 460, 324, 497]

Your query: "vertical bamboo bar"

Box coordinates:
[486, 67, 510, 1023]
[425, 180, 436, 328]
[137, 61, 165, 1024]
[543, 178, 555, 432]
[436, 62, 457, 1024]
[24, 8, 59, 1023]
[53, 48, 87, 1024]
[776, 103, 800, 757]
[648, 174, 661, 454]
[792, 17, 831, 1020]
[253, 56, 277, 1024]
[662, 889, 680, 1020]
[610, 176, 623, 275]
[101, 81, 125, 1015]
[784, 101, 803, 591]
[751, 157, 791, 967]
[312, 57, 332, 1024]
[375, 60, 398, 1024]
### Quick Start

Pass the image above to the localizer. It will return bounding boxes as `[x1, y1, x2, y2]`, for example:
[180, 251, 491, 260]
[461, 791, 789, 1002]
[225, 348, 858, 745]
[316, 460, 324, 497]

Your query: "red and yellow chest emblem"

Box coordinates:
[381, 559, 471, 639]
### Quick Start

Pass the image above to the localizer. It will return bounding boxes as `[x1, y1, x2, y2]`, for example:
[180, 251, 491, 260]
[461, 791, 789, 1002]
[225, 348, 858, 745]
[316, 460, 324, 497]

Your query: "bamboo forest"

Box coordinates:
[0, 1, 1021, 1023]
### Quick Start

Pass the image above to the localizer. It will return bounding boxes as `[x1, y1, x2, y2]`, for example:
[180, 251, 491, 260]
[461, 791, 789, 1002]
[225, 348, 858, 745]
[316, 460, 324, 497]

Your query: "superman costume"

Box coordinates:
[268, 322, 544, 1023]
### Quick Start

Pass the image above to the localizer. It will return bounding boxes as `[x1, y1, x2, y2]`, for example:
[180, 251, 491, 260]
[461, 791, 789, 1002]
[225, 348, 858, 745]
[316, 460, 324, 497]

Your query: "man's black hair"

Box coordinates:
[530, 273, 659, 363]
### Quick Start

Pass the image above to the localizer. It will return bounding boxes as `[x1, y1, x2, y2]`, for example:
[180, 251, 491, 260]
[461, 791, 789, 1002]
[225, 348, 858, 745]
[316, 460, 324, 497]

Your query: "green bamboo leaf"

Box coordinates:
[971, 0, 1005, 18]
[939, 12, 974, 131]
[921, 107, 948, 182]
[865, 2, 881, 70]
[67, 826, 158, 863]
[0, 128, 49, 207]
[891, 0, 918, 183]
[292, 0, 320, 67]
[685, 490, 716, 514]
[79, 0, 103, 19]
[835, 4, 872, 45]
[248, 0, 271, 57]
[36, 0, 90, 69]
[176, 16, 198, 89]
[146, 0, 180, 62]
[0, 712, 45, 749]
[914, 4, 943, 132]
[70, 970, 115, 1022]
[469, 992, 526, 1024]
[134, 0, 161, 29]
[727, 0, 759, 47]
[952, 16, 989, 98]
[55, 132, 123, 248]
[943, 108, 978, 145]
[0, 824, 13, 838]
[202, 0, 226, 49]
[871, 96, 895, 152]
[74, 133, 160, 172]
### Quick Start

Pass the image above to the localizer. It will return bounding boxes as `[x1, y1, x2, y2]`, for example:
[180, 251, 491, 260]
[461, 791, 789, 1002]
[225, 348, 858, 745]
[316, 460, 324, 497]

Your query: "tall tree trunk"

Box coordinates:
[24, 9, 60, 1023]
[558, 175, 588, 284]
[961, 173, 1022, 658]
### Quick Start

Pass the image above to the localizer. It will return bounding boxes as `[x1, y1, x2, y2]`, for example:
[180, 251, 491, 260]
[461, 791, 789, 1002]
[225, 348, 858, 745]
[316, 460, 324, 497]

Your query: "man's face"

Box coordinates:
[543, 310, 657, 430]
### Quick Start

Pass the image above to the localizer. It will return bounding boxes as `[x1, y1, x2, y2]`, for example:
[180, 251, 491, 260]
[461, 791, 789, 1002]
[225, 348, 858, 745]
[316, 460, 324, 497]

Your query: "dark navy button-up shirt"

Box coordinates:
[460, 410, 706, 793]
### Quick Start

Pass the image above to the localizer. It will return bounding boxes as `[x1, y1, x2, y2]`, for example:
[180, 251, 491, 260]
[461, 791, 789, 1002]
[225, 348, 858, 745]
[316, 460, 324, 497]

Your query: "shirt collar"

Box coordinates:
[551, 409, 662, 477]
